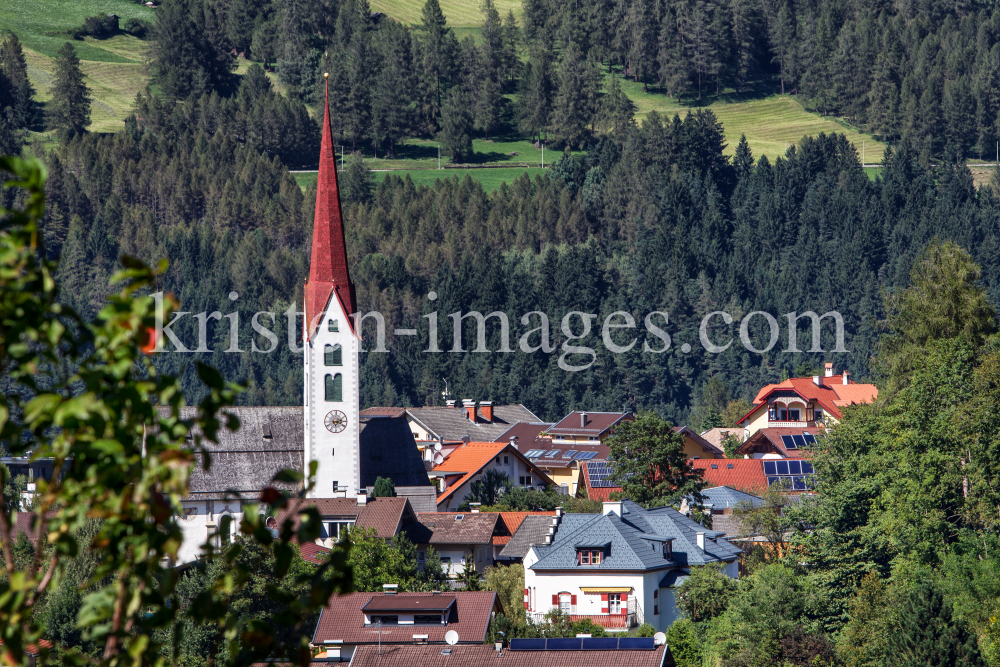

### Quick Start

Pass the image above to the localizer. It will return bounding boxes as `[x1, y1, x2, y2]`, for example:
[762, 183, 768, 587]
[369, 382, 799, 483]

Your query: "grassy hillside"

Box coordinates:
[0, 0, 156, 134]
[369, 0, 520, 27]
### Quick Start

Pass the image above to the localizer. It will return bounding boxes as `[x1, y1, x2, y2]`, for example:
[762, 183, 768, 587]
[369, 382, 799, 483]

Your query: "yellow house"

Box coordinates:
[738, 364, 878, 440]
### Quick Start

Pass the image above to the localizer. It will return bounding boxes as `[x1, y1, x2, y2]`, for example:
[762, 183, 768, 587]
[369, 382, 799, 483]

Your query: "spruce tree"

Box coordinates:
[151, 0, 234, 100]
[48, 42, 90, 137]
[438, 86, 473, 162]
[549, 41, 597, 149]
[0, 33, 35, 130]
[883, 583, 985, 667]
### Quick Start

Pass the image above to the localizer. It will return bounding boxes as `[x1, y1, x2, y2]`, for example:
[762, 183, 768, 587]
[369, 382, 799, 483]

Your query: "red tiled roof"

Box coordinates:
[311, 592, 500, 645]
[298, 542, 331, 564]
[498, 511, 555, 535]
[0, 639, 53, 655]
[746, 375, 877, 421]
[433, 442, 554, 505]
[580, 461, 621, 502]
[736, 428, 818, 458]
[492, 535, 512, 545]
[548, 412, 633, 436]
[274, 497, 411, 538]
[346, 644, 668, 667]
[690, 459, 767, 494]
[415, 512, 501, 544]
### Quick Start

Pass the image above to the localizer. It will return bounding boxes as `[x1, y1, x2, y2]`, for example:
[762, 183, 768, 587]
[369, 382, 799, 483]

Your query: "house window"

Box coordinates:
[578, 549, 603, 565]
[519, 476, 532, 486]
[788, 408, 801, 421]
[328, 521, 354, 540]
[653, 590, 659, 615]
[418, 551, 426, 562]
[440, 557, 451, 564]
[369, 615, 397, 625]
[324, 344, 342, 366]
[325, 373, 342, 401]
[814, 408, 824, 421]
[559, 593, 572, 614]
[503, 456, 508, 464]
[496, 457, 500, 464]
[477, 548, 483, 562]
[328, 319, 339, 332]
[414, 615, 441, 624]
[608, 594, 622, 614]
[663, 542, 672, 558]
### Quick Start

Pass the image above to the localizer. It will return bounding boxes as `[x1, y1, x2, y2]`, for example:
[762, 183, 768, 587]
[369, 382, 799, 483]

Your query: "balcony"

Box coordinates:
[767, 420, 819, 428]
[528, 612, 640, 629]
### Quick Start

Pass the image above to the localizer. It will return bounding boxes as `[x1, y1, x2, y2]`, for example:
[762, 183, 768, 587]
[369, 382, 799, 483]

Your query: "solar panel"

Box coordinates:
[794, 476, 808, 490]
[803, 433, 816, 445]
[575, 451, 598, 460]
[763, 461, 777, 475]
[581, 637, 620, 650]
[525, 449, 544, 458]
[767, 476, 780, 486]
[788, 460, 802, 475]
[792, 435, 806, 449]
[547, 638, 583, 651]
[802, 462, 814, 474]
[546, 449, 561, 458]
[510, 639, 546, 651]
[618, 637, 656, 650]
[562, 450, 578, 459]
[780, 435, 796, 449]
[776, 460, 789, 475]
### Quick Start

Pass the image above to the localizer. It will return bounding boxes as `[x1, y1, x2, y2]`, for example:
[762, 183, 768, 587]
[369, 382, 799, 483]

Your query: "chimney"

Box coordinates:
[383, 584, 398, 595]
[357, 491, 367, 506]
[555, 506, 563, 518]
[470, 502, 481, 514]
[824, 363, 834, 377]
[813, 375, 822, 386]
[580, 412, 588, 428]
[843, 370, 850, 385]
[464, 399, 476, 423]
[696, 532, 706, 550]
[446, 399, 456, 408]
[495, 642, 503, 653]
[509, 435, 519, 451]
[481, 400, 494, 422]
[603, 501, 623, 516]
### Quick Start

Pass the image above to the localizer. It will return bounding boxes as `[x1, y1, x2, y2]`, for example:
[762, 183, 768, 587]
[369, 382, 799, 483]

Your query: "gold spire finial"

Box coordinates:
[324, 72, 329, 79]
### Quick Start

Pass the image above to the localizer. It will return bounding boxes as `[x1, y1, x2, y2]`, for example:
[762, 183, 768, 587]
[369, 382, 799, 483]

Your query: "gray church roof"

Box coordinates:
[529, 500, 741, 572]
[172, 407, 430, 498]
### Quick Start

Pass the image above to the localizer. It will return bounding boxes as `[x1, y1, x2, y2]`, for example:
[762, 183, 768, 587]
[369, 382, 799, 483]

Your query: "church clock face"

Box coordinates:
[325, 411, 347, 433]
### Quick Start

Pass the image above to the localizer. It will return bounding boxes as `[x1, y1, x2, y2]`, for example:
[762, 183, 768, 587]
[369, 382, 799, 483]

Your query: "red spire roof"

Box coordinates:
[304, 75, 356, 339]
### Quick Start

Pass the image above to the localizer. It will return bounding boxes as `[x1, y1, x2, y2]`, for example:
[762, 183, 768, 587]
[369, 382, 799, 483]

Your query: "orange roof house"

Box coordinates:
[430, 441, 555, 511]
[738, 364, 877, 439]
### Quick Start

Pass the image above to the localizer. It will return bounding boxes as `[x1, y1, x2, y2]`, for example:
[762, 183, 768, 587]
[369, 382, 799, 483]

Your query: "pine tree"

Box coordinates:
[0, 33, 35, 130]
[48, 42, 90, 137]
[418, 0, 457, 130]
[657, 6, 689, 98]
[883, 582, 985, 667]
[549, 41, 597, 149]
[600, 73, 635, 138]
[769, 0, 796, 95]
[438, 86, 473, 162]
[868, 49, 900, 140]
[733, 133, 754, 179]
[151, 0, 234, 100]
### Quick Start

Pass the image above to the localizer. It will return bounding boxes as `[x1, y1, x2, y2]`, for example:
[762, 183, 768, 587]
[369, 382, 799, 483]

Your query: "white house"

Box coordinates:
[522, 500, 741, 632]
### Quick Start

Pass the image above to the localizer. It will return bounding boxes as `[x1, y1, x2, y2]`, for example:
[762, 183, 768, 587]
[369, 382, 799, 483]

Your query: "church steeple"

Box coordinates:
[305, 73, 356, 340]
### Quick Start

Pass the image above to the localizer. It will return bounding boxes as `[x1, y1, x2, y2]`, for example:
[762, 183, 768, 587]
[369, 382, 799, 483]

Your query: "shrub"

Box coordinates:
[124, 18, 151, 38]
[81, 15, 119, 39]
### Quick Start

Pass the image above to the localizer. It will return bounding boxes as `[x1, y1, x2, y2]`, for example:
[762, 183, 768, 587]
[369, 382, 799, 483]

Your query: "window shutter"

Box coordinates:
[332, 373, 343, 401]
[621, 599, 628, 615]
[570, 595, 577, 605]
[524, 601, 528, 608]
[601, 605, 608, 614]
[600, 593, 608, 602]
[552, 594, 558, 605]
[524, 588, 529, 596]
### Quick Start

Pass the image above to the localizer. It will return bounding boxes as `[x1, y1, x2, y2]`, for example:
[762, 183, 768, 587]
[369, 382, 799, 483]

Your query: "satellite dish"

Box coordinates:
[653, 632, 666, 646]
[444, 630, 459, 646]
[434, 441, 442, 452]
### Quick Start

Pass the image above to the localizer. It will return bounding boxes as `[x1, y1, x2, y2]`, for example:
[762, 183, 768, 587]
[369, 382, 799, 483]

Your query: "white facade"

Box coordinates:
[304, 298, 362, 499]
[435, 446, 549, 511]
[523, 546, 739, 633]
[175, 499, 244, 564]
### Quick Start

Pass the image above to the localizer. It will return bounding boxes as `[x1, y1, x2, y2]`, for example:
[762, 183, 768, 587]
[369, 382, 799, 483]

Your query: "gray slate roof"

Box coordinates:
[530, 500, 741, 572]
[498, 515, 556, 559]
[407, 405, 541, 442]
[690, 486, 765, 511]
[175, 407, 430, 498]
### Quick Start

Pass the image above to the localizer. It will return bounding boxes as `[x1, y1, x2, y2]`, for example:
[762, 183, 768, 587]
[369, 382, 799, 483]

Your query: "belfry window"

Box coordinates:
[325, 374, 343, 401]
[328, 319, 339, 332]
[325, 344, 342, 366]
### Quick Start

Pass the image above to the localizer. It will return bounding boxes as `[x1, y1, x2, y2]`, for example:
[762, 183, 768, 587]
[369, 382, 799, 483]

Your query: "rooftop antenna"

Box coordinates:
[441, 379, 450, 401]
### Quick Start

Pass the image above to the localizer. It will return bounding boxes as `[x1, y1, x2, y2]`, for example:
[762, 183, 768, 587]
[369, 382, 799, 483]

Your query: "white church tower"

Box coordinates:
[303, 73, 361, 498]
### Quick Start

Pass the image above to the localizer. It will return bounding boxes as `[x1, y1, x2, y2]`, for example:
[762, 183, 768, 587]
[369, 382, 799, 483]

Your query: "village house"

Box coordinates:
[522, 500, 740, 632]
[430, 441, 554, 511]
[310, 590, 502, 662]
[737, 363, 878, 440]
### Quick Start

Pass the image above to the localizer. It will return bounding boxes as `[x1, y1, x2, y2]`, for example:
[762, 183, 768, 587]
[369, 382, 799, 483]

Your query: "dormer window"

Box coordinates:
[578, 549, 603, 565]
[328, 319, 339, 332]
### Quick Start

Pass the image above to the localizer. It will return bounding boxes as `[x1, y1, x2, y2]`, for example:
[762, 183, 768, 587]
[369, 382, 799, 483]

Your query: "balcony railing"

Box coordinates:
[528, 612, 639, 629]
[767, 420, 818, 428]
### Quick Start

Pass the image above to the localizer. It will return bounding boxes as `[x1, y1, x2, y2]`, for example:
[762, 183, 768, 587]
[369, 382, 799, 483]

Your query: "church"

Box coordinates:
[174, 78, 434, 563]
